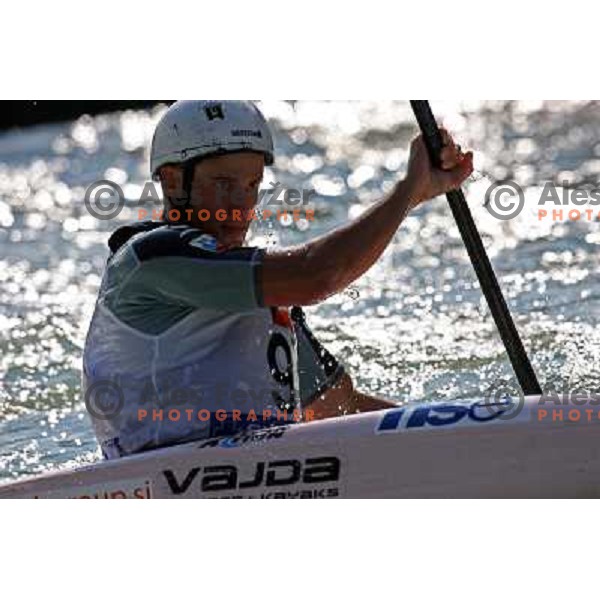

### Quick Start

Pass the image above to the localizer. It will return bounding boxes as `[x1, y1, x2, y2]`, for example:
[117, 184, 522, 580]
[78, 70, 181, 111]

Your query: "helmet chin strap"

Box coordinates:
[182, 161, 195, 209]
[165, 160, 196, 224]
[165, 160, 216, 235]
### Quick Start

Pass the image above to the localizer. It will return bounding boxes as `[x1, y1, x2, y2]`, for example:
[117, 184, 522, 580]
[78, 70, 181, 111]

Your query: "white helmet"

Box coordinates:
[150, 100, 274, 177]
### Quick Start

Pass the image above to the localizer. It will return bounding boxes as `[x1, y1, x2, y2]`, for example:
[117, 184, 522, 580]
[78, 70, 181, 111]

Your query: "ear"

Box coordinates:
[158, 165, 185, 200]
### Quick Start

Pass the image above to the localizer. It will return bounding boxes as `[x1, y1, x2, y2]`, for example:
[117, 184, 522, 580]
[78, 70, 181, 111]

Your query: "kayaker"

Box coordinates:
[83, 100, 473, 459]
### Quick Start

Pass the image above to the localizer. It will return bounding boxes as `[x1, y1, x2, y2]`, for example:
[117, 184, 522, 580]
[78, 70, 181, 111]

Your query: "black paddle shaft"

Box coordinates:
[410, 100, 542, 395]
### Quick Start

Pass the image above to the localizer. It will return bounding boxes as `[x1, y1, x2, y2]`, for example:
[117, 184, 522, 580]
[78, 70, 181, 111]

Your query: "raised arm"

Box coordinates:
[262, 132, 473, 307]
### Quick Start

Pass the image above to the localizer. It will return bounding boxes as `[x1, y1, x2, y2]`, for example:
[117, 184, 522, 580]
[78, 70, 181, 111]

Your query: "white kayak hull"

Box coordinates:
[2, 395, 600, 498]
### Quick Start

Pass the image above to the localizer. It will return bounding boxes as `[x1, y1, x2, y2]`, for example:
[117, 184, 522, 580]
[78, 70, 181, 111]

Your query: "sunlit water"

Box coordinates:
[1, 100, 600, 482]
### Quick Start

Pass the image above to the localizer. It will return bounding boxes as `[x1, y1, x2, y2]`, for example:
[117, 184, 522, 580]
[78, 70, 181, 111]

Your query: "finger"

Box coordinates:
[436, 152, 473, 190]
[440, 145, 460, 169]
[441, 147, 467, 171]
[440, 127, 457, 155]
[440, 128, 452, 146]
[446, 152, 474, 187]
[440, 130, 458, 155]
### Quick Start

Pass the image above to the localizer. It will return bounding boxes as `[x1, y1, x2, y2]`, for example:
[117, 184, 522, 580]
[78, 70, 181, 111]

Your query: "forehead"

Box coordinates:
[194, 152, 265, 177]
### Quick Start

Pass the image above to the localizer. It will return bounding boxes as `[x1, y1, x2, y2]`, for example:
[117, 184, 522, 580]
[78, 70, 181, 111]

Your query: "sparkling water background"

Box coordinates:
[1, 100, 599, 482]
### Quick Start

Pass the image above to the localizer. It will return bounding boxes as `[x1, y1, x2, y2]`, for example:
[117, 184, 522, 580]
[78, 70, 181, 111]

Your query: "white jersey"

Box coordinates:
[83, 222, 344, 459]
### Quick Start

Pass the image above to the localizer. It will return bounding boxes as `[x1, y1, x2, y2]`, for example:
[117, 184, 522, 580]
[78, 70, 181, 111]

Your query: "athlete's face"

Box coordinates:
[160, 152, 265, 249]
[190, 152, 264, 248]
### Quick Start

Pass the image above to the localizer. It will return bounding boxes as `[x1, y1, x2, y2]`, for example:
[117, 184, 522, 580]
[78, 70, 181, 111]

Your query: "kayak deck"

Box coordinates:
[2, 396, 600, 498]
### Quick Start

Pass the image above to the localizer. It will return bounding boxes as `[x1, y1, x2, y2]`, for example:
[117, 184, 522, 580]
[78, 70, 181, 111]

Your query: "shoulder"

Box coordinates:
[128, 225, 263, 265]
[129, 225, 208, 260]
